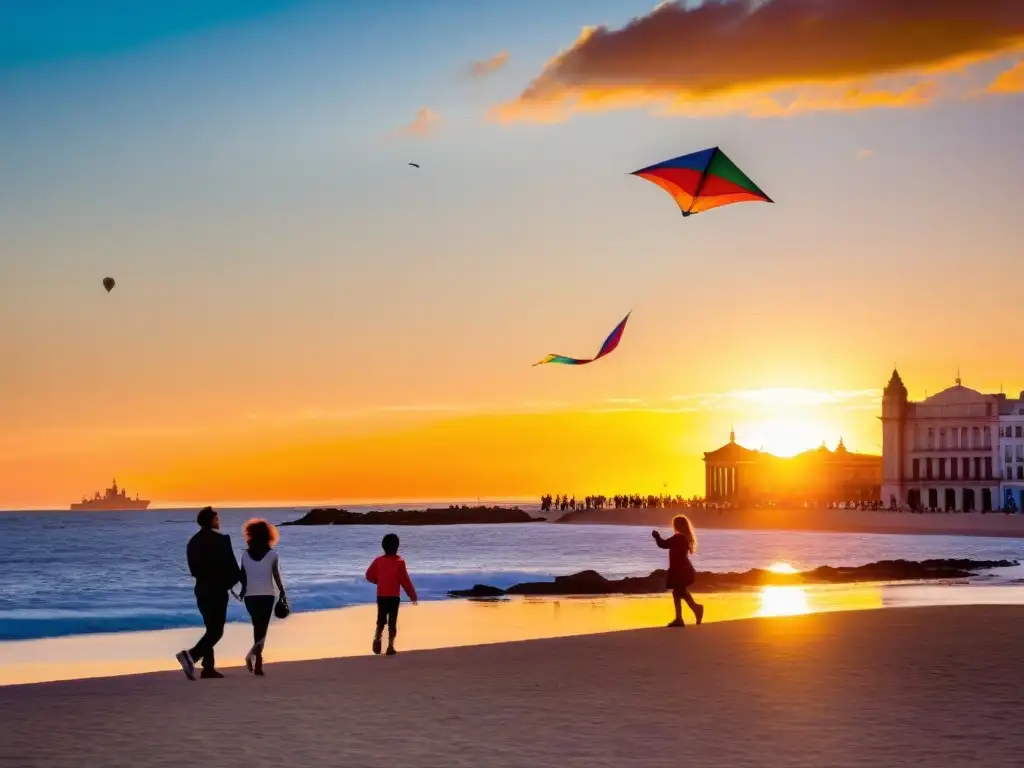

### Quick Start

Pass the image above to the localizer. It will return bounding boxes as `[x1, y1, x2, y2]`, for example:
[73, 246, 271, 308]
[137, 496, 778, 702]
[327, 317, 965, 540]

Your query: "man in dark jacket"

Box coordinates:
[175, 506, 240, 680]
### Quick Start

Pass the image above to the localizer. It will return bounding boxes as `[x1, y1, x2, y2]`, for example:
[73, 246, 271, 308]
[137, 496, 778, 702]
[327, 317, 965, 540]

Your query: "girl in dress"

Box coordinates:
[652, 515, 704, 627]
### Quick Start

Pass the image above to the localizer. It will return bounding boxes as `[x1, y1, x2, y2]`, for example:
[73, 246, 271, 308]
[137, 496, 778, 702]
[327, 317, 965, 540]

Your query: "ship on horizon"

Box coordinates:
[70, 479, 150, 511]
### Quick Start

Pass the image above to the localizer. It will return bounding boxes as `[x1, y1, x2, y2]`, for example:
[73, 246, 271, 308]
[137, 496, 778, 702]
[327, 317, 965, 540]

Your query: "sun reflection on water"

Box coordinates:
[758, 585, 811, 617]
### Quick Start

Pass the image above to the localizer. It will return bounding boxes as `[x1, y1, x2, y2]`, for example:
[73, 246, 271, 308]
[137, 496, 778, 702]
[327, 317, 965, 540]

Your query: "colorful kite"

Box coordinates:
[630, 147, 772, 217]
[534, 312, 631, 367]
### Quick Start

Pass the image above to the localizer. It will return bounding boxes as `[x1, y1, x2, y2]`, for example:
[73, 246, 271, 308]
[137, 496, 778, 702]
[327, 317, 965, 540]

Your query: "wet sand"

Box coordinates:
[3, 605, 1023, 767]
[5, 582, 1024, 688]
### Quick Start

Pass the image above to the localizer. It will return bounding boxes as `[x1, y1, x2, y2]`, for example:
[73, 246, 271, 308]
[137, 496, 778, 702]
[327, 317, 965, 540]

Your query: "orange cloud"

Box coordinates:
[469, 51, 509, 78]
[989, 59, 1024, 93]
[493, 0, 1024, 121]
[392, 106, 441, 138]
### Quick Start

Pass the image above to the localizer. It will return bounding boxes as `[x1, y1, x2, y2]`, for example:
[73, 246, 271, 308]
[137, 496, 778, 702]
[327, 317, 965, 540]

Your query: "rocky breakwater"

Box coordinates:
[283, 505, 546, 526]
[448, 558, 1019, 598]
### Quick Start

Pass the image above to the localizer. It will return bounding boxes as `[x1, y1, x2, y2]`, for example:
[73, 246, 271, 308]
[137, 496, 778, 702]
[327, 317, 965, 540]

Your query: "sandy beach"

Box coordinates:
[2, 605, 1023, 767]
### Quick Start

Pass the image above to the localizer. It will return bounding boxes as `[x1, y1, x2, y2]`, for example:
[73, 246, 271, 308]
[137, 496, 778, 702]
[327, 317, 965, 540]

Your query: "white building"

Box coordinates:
[998, 394, 1024, 511]
[881, 370, 1001, 512]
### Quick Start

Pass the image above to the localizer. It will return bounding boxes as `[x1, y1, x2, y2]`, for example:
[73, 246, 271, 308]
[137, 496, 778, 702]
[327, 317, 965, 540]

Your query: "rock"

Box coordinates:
[446, 558, 1019, 598]
[282, 505, 545, 526]
[449, 585, 507, 598]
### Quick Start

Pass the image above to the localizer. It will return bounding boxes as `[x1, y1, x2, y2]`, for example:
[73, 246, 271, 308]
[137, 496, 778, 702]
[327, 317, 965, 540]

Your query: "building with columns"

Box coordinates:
[998, 393, 1024, 511]
[703, 429, 881, 505]
[881, 370, 1002, 512]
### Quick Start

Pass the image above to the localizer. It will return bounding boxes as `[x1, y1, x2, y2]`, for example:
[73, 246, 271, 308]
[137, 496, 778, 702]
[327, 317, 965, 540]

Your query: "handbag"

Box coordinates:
[274, 592, 290, 619]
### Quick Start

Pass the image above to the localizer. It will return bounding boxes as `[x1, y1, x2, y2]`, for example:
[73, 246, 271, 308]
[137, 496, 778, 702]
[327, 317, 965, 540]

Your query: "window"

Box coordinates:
[961, 427, 968, 448]
[928, 428, 935, 449]
[972, 427, 981, 449]
[1007, 465, 1013, 480]
[951, 460, 958, 480]
[985, 457, 993, 480]
[926, 459, 934, 480]
[938, 459, 946, 480]
[1017, 426, 1023, 439]
[963, 457, 970, 478]
[974, 457, 981, 478]
[1017, 444, 1024, 461]
[939, 428, 946, 449]
[985, 426, 992, 448]
[1018, 466, 1023, 481]
[1000, 427, 1006, 438]
[912, 458, 920, 480]
[1006, 446, 1013, 463]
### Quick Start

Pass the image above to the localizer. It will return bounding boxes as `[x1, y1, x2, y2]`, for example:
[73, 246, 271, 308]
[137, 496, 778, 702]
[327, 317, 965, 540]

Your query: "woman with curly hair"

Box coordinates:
[238, 518, 286, 675]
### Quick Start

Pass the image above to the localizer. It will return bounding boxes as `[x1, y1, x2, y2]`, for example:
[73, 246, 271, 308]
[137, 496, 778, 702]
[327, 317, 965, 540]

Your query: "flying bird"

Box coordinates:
[630, 147, 772, 217]
[534, 312, 631, 367]
[408, 162, 420, 168]
[102, 277, 115, 293]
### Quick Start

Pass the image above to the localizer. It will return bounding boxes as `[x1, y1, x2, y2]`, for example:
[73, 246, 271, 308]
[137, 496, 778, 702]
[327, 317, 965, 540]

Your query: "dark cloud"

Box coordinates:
[494, 0, 1024, 120]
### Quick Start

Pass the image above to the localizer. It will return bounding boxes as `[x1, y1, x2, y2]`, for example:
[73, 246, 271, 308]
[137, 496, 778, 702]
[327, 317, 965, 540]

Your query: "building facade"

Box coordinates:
[998, 394, 1024, 511]
[703, 430, 881, 505]
[881, 370, 1004, 512]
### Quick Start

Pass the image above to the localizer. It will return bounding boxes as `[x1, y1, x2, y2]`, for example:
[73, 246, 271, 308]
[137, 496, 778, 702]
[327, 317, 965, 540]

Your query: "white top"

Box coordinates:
[241, 550, 280, 597]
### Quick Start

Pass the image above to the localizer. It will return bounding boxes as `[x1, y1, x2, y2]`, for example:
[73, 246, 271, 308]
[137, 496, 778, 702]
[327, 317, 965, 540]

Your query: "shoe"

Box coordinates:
[175, 650, 196, 681]
[372, 636, 382, 655]
[254, 668, 265, 677]
[200, 669, 225, 679]
[386, 646, 397, 656]
[695, 604, 705, 626]
[667, 619, 685, 628]
[245, 653, 255, 674]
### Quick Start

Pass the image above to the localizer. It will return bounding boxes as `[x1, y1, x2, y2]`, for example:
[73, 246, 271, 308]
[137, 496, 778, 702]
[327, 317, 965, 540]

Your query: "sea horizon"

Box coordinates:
[0, 497, 540, 514]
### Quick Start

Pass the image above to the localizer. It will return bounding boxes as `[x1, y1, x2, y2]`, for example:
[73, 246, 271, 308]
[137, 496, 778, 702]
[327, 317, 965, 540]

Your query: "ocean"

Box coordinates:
[3, 506, 1024, 641]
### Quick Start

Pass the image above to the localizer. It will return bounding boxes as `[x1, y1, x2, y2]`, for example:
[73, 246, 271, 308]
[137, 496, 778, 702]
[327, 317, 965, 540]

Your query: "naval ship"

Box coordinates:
[70, 479, 151, 511]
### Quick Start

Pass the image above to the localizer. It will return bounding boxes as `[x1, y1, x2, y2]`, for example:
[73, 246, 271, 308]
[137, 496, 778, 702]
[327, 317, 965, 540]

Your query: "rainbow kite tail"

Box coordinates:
[593, 311, 631, 360]
[534, 354, 588, 366]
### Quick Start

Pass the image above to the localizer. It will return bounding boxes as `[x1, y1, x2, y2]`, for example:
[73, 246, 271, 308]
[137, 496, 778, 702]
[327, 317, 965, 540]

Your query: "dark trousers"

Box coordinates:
[245, 596, 275, 654]
[376, 596, 400, 638]
[189, 591, 228, 670]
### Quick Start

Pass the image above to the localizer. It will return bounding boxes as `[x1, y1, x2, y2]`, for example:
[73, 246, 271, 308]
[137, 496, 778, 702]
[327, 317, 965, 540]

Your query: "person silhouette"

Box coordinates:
[652, 515, 704, 628]
[176, 507, 240, 680]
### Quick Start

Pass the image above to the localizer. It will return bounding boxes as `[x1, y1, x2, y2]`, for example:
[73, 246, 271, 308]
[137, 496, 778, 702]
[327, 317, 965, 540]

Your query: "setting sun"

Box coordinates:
[766, 562, 799, 574]
[739, 417, 835, 457]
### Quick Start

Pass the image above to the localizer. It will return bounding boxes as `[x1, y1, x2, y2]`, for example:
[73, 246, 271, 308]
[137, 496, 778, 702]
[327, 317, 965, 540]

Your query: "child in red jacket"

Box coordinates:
[365, 533, 418, 655]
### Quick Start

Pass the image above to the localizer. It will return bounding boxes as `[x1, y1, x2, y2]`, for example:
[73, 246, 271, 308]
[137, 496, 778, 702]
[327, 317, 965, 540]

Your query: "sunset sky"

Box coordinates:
[2, 1, 1023, 508]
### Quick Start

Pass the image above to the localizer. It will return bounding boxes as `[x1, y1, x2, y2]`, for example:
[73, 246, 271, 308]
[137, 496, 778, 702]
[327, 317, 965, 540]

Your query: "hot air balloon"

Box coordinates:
[102, 277, 115, 293]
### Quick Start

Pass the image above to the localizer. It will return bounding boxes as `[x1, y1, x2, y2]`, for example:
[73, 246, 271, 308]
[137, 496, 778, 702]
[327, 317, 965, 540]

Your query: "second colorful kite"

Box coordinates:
[534, 312, 631, 366]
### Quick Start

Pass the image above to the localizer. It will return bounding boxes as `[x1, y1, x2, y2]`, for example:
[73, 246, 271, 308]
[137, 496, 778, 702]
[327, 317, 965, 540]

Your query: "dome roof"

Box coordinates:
[921, 384, 990, 405]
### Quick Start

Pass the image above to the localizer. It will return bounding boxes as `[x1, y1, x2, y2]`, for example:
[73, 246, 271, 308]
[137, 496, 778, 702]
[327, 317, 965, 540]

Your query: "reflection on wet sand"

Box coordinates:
[1, 582, 1021, 687]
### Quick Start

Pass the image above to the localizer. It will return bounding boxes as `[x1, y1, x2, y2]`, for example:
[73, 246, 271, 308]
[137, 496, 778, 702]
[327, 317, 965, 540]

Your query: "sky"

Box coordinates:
[2, 0, 1023, 508]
